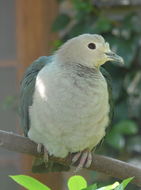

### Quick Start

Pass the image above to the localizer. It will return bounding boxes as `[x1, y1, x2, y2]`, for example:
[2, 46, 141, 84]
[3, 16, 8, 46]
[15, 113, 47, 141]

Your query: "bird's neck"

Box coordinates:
[53, 54, 103, 79]
[55, 60, 102, 80]
[71, 63, 101, 78]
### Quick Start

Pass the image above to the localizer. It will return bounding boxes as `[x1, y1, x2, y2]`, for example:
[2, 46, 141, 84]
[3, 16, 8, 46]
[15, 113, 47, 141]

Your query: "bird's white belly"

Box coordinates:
[28, 65, 110, 158]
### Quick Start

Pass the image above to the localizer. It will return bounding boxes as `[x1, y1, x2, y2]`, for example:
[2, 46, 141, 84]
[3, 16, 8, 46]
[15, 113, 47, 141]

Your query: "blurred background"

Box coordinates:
[0, 0, 141, 189]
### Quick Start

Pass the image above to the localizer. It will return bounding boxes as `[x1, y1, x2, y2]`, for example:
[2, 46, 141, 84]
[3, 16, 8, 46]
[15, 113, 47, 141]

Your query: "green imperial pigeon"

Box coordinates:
[19, 34, 124, 172]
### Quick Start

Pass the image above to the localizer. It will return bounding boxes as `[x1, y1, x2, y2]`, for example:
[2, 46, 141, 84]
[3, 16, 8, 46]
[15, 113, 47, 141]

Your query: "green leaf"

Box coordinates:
[52, 40, 63, 50]
[68, 175, 87, 190]
[114, 177, 134, 190]
[114, 120, 138, 135]
[68, 21, 88, 37]
[106, 131, 125, 150]
[52, 14, 71, 32]
[97, 182, 119, 190]
[68, 16, 95, 38]
[72, 0, 93, 13]
[94, 17, 112, 33]
[9, 175, 51, 190]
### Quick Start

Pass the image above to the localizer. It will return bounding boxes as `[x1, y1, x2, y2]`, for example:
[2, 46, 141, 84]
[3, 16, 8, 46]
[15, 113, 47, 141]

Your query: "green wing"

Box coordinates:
[19, 56, 53, 136]
[19, 55, 70, 173]
[100, 66, 114, 125]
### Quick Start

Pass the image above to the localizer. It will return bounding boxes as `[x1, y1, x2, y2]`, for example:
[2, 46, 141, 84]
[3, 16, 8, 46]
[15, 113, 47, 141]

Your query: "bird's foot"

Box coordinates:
[72, 149, 92, 172]
[37, 143, 42, 153]
[37, 143, 49, 166]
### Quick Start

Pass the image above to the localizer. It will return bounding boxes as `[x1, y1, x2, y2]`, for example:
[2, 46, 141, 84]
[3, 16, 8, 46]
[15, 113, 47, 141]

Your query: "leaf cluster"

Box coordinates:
[10, 175, 133, 190]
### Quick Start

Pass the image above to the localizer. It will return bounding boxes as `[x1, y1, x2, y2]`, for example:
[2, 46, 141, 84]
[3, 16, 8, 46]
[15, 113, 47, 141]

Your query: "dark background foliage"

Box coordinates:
[52, 0, 141, 188]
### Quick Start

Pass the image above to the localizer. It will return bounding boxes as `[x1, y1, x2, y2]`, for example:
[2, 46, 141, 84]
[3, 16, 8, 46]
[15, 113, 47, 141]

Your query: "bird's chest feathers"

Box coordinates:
[29, 63, 110, 155]
[32, 63, 109, 130]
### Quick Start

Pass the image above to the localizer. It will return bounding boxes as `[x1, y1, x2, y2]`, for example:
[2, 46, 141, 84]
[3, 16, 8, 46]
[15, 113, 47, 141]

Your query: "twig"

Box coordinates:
[0, 130, 141, 187]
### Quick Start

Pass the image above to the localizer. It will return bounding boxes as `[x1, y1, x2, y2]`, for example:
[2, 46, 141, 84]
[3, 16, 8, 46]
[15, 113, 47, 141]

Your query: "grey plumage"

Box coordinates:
[19, 34, 123, 172]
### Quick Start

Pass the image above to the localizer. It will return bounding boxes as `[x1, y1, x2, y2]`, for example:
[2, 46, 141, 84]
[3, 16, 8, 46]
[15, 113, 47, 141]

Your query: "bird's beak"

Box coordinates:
[105, 52, 124, 65]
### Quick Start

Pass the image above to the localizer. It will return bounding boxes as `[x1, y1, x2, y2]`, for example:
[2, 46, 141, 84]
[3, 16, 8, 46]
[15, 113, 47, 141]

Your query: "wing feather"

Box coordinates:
[19, 56, 53, 136]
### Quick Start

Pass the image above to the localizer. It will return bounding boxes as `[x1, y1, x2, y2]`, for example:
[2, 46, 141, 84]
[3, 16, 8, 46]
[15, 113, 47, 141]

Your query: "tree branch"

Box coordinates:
[0, 130, 141, 187]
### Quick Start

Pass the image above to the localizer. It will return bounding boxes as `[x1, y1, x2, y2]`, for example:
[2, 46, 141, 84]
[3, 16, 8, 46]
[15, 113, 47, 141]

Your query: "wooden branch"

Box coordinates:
[0, 130, 141, 187]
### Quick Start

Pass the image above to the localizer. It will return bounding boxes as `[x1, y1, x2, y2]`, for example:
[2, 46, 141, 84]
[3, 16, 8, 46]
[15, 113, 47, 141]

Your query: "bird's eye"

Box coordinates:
[88, 43, 96, 49]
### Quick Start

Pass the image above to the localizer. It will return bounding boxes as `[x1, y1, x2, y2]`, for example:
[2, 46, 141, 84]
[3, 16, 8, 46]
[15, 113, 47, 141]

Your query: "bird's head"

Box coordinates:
[56, 34, 124, 69]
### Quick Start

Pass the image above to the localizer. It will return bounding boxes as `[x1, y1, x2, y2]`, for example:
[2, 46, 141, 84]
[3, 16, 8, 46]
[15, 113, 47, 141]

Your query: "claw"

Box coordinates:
[37, 143, 49, 166]
[43, 147, 49, 163]
[72, 149, 92, 172]
[72, 152, 81, 163]
[85, 151, 92, 168]
[37, 143, 42, 153]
